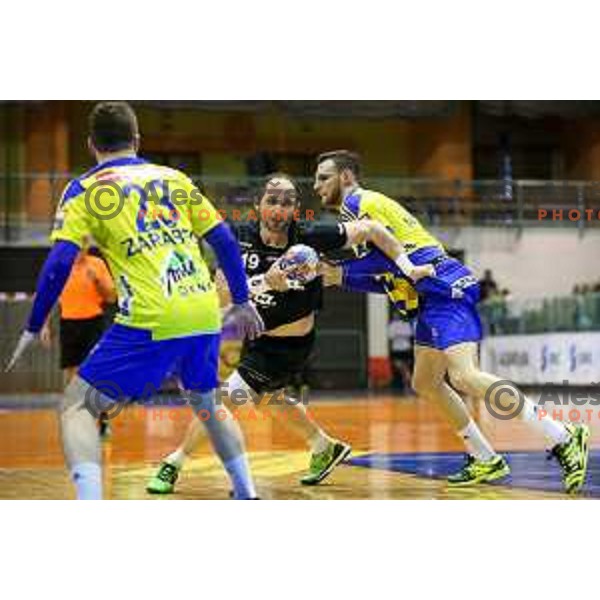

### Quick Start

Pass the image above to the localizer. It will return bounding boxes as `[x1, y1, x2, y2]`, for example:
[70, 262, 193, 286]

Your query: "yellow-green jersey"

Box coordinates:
[51, 156, 221, 340]
[338, 188, 443, 318]
[339, 187, 443, 254]
[338, 187, 480, 327]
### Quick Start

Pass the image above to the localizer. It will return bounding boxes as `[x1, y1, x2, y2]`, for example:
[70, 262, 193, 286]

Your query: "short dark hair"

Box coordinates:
[89, 101, 138, 152]
[317, 150, 361, 177]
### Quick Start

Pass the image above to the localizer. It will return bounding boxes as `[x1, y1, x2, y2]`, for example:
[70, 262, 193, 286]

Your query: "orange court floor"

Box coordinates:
[0, 393, 597, 500]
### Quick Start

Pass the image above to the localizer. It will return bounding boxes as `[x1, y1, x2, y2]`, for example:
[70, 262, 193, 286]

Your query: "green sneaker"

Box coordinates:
[548, 423, 590, 494]
[146, 461, 180, 494]
[300, 441, 351, 486]
[447, 454, 510, 486]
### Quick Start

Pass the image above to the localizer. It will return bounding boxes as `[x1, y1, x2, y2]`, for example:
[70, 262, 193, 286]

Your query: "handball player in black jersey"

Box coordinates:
[147, 173, 432, 493]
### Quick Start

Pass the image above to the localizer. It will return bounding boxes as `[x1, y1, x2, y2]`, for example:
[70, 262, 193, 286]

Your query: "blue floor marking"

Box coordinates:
[348, 450, 600, 496]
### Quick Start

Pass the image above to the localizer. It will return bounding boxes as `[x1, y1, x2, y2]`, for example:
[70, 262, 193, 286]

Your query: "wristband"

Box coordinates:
[395, 253, 416, 277]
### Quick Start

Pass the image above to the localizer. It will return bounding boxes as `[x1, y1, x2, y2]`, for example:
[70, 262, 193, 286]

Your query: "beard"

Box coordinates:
[322, 182, 342, 208]
[264, 216, 293, 232]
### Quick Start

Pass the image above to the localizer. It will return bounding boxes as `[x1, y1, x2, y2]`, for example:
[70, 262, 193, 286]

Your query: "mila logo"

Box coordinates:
[161, 251, 197, 297]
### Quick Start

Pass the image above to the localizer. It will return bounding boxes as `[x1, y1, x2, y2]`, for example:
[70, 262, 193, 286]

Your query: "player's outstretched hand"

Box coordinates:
[408, 263, 436, 282]
[5, 330, 38, 372]
[223, 302, 265, 340]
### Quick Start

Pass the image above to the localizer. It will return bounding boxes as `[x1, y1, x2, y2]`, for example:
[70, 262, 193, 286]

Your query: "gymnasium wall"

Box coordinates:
[64, 101, 475, 177]
[440, 226, 600, 299]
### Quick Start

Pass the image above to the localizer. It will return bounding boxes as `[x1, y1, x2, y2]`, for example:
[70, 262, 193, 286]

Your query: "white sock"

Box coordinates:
[190, 390, 257, 499]
[309, 430, 332, 454]
[165, 448, 187, 468]
[520, 398, 570, 445]
[72, 462, 102, 500]
[458, 421, 496, 461]
[225, 455, 257, 499]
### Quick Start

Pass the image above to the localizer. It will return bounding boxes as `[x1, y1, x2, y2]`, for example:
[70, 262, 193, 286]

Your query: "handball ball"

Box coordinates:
[278, 244, 319, 284]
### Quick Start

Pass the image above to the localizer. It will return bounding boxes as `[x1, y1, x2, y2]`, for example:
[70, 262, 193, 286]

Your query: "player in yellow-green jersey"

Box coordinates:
[315, 150, 589, 494]
[7, 102, 263, 500]
[50, 147, 222, 338]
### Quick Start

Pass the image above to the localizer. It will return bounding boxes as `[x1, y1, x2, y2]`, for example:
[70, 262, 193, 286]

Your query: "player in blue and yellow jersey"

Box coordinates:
[6, 102, 264, 499]
[315, 150, 590, 494]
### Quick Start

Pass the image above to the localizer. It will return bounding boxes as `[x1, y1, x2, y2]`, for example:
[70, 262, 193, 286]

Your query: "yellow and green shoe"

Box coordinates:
[447, 454, 510, 486]
[300, 441, 352, 486]
[146, 461, 180, 494]
[548, 423, 590, 494]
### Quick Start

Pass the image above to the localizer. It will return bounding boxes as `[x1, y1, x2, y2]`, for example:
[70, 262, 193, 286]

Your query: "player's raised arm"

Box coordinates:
[294, 219, 433, 283]
[318, 260, 385, 292]
[342, 220, 436, 282]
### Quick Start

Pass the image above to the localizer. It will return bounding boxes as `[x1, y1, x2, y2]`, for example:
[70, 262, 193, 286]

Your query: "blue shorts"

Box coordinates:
[412, 249, 480, 302]
[415, 295, 483, 350]
[78, 324, 220, 400]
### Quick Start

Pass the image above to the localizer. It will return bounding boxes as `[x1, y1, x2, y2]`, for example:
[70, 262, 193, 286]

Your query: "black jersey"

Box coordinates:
[231, 220, 347, 331]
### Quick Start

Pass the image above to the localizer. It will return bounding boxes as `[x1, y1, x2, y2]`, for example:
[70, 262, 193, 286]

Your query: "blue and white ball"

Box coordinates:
[278, 244, 320, 284]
